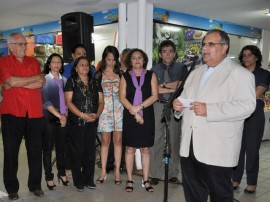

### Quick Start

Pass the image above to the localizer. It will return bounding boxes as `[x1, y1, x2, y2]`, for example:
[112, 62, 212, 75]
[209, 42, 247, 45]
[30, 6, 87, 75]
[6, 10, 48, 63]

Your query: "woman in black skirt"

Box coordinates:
[119, 49, 158, 192]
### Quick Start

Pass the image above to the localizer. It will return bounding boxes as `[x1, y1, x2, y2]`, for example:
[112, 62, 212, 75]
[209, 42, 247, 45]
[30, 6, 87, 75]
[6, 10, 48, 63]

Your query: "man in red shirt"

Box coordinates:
[0, 32, 45, 200]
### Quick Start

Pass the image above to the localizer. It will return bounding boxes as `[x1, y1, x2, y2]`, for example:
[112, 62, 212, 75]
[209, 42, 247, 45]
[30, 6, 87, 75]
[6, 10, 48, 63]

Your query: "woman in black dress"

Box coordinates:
[232, 45, 270, 193]
[64, 56, 104, 192]
[119, 49, 158, 192]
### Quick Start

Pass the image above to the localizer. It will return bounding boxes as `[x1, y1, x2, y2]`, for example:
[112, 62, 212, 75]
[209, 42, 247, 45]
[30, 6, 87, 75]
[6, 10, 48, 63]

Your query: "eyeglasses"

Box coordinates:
[201, 42, 225, 47]
[161, 50, 175, 54]
[9, 43, 28, 47]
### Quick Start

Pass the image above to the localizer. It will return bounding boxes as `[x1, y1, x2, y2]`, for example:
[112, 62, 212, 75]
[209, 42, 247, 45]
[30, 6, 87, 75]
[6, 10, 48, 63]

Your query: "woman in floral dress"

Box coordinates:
[96, 46, 123, 185]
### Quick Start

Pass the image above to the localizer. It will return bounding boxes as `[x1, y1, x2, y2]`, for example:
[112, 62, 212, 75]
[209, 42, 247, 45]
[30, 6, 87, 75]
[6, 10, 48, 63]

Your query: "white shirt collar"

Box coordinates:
[48, 71, 63, 79]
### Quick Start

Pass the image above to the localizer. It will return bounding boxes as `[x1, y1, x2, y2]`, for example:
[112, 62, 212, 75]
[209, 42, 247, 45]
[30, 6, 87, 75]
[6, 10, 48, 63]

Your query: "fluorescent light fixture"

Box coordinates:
[264, 9, 270, 16]
[162, 26, 181, 32]
[229, 56, 235, 59]
[253, 39, 258, 44]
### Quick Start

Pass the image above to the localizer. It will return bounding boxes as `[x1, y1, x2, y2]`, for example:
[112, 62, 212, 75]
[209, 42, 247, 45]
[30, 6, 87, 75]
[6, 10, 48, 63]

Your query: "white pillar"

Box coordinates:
[118, 3, 127, 54]
[260, 29, 270, 70]
[127, 2, 138, 49]
[145, 3, 153, 69]
[137, 0, 146, 50]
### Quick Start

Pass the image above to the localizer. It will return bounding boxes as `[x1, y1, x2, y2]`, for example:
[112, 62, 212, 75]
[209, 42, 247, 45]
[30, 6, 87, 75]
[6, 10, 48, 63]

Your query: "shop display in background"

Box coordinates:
[33, 33, 63, 70]
[152, 22, 206, 66]
[34, 45, 63, 71]
[0, 40, 8, 57]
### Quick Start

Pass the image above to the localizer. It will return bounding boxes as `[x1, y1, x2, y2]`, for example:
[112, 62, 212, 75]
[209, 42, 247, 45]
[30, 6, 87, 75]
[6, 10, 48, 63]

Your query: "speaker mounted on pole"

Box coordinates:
[61, 12, 95, 63]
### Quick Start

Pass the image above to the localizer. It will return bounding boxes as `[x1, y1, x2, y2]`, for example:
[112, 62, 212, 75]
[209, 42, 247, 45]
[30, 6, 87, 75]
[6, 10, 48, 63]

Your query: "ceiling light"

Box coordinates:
[264, 9, 270, 16]
[252, 39, 258, 44]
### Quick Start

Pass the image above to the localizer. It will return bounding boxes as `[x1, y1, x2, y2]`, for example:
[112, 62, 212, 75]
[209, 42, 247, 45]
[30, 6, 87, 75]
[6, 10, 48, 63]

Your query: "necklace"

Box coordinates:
[80, 77, 88, 84]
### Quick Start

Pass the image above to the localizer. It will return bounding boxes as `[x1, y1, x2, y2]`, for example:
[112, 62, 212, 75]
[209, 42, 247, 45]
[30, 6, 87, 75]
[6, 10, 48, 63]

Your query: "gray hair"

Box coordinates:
[7, 32, 25, 43]
[203, 29, 230, 54]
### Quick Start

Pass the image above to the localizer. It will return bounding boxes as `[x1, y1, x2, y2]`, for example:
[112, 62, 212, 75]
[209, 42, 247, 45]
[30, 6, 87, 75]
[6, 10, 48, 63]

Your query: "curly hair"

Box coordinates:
[157, 40, 176, 64]
[125, 48, 148, 71]
[239, 45, 262, 68]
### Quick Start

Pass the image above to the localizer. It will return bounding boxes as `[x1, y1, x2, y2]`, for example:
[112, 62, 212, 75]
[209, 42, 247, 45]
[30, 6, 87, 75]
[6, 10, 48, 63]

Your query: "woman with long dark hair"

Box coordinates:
[232, 45, 270, 193]
[95, 46, 124, 185]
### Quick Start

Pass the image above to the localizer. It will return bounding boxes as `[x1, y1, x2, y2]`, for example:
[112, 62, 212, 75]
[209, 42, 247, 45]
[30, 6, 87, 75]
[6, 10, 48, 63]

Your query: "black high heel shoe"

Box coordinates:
[96, 175, 107, 184]
[126, 180, 134, 192]
[57, 174, 70, 186]
[142, 180, 154, 192]
[114, 170, 122, 185]
[46, 181, 57, 190]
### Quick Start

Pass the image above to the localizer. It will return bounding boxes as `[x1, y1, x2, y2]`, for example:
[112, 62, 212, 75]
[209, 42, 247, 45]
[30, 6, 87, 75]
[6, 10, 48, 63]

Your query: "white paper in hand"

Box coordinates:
[177, 97, 194, 108]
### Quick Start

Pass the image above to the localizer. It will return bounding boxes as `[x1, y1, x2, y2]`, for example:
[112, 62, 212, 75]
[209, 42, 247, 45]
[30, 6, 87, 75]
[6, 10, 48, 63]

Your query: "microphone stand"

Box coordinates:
[162, 60, 197, 202]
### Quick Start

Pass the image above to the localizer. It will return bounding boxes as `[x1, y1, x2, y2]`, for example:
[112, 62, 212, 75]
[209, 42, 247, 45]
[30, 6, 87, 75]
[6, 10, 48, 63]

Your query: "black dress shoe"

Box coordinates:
[233, 185, 238, 190]
[75, 186, 84, 192]
[33, 189, 44, 197]
[150, 178, 159, 185]
[244, 188, 256, 194]
[85, 183, 96, 189]
[8, 192, 19, 200]
[169, 177, 182, 185]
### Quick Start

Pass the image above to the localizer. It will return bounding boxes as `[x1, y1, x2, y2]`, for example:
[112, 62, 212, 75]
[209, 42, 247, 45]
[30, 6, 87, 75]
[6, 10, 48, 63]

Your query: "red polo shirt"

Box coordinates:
[0, 54, 43, 118]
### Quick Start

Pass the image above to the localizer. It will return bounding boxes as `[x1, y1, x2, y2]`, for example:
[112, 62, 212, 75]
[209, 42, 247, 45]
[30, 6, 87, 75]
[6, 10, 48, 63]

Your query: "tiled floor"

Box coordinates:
[0, 136, 270, 201]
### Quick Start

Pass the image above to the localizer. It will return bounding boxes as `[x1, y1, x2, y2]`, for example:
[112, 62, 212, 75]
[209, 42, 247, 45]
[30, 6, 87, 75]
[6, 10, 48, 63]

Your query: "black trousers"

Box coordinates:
[42, 121, 67, 181]
[232, 102, 265, 185]
[181, 140, 233, 202]
[1, 114, 43, 193]
[69, 124, 96, 187]
[64, 133, 72, 170]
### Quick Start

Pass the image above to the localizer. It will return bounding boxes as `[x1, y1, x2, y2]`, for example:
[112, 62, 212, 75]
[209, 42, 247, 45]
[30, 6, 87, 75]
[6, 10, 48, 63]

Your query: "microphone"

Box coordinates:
[183, 54, 202, 70]
[189, 55, 200, 62]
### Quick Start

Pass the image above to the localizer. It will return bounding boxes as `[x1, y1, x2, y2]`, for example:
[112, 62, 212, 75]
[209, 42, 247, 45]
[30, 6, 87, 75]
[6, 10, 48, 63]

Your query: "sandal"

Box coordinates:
[126, 180, 134, 192]
[96, 175, 107, 184]
[142, 180, 154, 192]
[115, 170, 122, 185]
[115, 180, 122, 185]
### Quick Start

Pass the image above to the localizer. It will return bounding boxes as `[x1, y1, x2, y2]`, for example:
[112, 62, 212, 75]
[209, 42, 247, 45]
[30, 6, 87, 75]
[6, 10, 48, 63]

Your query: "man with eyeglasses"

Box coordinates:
[0, 32, 45, 200]
[173, 29, 256, 201]
[150, 40, 187, 185]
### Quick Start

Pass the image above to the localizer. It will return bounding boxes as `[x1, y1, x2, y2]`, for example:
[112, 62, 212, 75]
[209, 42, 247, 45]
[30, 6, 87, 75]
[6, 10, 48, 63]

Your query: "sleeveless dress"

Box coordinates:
[98, 78, 123, 132]
[122, 70, 155, 148]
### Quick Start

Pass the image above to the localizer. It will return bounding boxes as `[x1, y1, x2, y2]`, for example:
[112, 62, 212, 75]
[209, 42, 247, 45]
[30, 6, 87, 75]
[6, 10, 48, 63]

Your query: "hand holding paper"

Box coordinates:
[177, 97, 194, 108]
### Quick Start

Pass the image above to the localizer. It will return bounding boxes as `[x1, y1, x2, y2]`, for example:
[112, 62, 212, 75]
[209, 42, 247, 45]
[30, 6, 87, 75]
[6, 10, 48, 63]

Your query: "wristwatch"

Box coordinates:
[140, 103, 144, 109]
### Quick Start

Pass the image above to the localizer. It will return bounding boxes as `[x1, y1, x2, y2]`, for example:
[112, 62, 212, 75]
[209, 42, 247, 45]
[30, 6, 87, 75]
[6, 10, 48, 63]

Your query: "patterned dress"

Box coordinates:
[98, 78, 123, 132]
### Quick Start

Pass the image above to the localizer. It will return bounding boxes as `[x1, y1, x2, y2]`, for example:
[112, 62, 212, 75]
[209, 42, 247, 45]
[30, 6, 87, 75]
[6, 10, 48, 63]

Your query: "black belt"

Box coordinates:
[157, 100, 169, 104]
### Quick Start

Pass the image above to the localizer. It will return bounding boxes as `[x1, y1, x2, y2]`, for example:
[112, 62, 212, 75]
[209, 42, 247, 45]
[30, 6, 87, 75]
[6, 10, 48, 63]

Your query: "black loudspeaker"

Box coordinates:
[61, 12, 95, 63]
